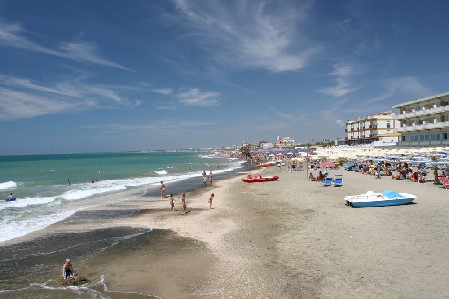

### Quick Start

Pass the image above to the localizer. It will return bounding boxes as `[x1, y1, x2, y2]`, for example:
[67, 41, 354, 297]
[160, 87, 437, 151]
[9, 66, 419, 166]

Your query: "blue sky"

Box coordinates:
[0, 0, 448, 155]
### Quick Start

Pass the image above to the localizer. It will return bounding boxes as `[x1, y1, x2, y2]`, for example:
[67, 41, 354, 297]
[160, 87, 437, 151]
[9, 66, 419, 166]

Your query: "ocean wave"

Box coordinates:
[154, 170, 168, 175]
[0, 196, 57, 211]
[0, 210, 75, 243]
[0, 181, 17, 190]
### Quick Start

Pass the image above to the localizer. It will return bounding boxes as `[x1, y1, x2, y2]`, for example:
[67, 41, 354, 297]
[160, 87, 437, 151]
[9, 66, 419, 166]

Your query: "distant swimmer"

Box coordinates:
[62, 258, 74, 280]
[8, 193, 13, 199]
[67, 179, 71, 186]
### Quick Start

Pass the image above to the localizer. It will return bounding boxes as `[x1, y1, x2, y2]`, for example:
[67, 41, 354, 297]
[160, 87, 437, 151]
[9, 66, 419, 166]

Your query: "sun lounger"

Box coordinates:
[438, 177, 449, 189]
[322, 177, 333, 186]
[333, 175, 343, 187]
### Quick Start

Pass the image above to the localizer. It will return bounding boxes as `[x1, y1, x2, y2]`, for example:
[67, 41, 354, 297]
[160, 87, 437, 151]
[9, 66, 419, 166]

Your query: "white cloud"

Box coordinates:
[366, 76, 433, 103]
[152, 88, 173, 95]
[176, 88, 221, 107]
[0, 22, 130, 70]
[172, 0, 319, 72]
[0, 75, 139, 120]
[318, 64, 358, 97]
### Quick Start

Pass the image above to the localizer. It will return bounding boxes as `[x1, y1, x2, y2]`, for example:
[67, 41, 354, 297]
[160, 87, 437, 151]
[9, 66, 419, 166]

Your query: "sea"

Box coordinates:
[0, 151, 247, 298]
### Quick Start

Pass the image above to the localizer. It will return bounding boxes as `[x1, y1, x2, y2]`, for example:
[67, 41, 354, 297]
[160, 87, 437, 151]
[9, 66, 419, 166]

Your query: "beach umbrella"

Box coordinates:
[319, 161, 336, 168]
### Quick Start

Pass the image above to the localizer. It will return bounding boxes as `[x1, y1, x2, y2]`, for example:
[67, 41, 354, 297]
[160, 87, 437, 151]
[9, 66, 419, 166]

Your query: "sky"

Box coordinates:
[0, 0, 448, 155]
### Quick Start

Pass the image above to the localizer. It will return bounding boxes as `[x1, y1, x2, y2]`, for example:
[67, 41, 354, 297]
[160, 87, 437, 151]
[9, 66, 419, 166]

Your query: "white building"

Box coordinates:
[276, 136, 295, 147]
[345, 111, 400, 146]
[393, 92, 449, 146]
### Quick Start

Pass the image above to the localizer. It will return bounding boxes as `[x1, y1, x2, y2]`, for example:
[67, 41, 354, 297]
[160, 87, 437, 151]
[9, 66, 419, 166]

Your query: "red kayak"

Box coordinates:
[258, 162, 276, 167]
[242, 175, 279, 183]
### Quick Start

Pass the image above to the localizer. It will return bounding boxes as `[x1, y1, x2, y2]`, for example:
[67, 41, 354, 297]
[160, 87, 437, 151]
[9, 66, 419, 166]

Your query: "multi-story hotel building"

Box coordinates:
[393, 91, 449, 146]
[345, 111, 400, 146]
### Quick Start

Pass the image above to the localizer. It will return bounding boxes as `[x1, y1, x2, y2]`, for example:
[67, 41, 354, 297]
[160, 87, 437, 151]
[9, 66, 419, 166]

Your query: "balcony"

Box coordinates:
[397, 106, 449, 120]
[396, 121, 449, 132]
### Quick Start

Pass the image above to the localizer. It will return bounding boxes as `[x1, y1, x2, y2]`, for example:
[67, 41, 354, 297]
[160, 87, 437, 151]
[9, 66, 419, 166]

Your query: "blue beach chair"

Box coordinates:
[322, 177, 333, 186]
[333, 175, 343, 187]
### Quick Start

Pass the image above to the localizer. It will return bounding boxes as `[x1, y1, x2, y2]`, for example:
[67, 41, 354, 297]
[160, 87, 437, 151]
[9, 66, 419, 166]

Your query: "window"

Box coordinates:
[443, 133, 448, 140]
[402, 136, 406, 141]
[431, 134, 440, 140]
[387, 121, 391, 128]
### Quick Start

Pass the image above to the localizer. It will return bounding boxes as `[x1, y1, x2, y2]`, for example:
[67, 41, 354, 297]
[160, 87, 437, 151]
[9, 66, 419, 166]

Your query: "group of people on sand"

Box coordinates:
[201, 170, 214, 186]
[161, 180, 216, 214]
[308, 170, 327, 182]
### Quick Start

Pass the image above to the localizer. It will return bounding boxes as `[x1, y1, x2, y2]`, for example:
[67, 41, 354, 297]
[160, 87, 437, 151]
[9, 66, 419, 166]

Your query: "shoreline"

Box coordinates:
[2, 165, 449, 298]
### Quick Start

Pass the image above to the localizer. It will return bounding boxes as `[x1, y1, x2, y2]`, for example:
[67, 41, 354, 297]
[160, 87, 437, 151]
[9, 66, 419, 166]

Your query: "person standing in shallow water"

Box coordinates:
[160, 181, 166, 198]
[208, 171, 213, 185]
[62, 258, 74, 280]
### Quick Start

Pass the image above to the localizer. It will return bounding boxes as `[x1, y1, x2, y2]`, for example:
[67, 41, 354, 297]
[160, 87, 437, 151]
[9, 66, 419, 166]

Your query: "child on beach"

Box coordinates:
[181, 192, 187, 214]
[169, 194, 175, 210]
[62, 258, 74, 280]
[208, 193, 214, 209]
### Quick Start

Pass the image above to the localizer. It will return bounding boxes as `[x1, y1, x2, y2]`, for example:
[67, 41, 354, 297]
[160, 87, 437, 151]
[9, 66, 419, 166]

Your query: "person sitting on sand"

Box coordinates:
[169, 194, 175, 211]
[308, 172, 316, 181]
[419, 170, 427, 183]
[410, 171, 418, 182]
[208, 193, 214, 209]
[62, 259, 74, 280]
[316, 171, 325, 181]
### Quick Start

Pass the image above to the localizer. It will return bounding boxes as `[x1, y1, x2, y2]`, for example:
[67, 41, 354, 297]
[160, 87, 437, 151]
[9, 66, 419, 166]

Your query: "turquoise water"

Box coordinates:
[0, 151, 245, 243]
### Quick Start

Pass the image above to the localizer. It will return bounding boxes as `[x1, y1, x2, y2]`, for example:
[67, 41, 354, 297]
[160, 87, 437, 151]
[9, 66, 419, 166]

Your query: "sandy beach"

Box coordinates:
[2, 164, 449, 298]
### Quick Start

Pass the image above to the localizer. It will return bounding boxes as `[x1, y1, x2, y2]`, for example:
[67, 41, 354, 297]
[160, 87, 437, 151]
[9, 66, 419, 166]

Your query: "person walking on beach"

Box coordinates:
[169, 194, 175, 210]
[208, 193, 214, 209]
[376, 162, 382, 179]
[160, 181, 166, 198]
[181, 192, 187, 214]
[62, 258, 74, 280]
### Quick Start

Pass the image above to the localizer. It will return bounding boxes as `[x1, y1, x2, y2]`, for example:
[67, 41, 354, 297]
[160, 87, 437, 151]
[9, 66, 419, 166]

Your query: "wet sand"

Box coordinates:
[2, 166, 449, 298]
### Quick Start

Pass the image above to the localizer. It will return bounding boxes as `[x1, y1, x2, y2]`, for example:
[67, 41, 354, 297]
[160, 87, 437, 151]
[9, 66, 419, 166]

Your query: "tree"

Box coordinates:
[240, 145, 252, 160]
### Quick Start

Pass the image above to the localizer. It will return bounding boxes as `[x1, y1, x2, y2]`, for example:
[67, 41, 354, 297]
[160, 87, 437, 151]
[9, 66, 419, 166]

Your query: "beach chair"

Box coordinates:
[322, 177, 333, 187]
[333, 175, 343, 187]
[438, 177, 449, 189]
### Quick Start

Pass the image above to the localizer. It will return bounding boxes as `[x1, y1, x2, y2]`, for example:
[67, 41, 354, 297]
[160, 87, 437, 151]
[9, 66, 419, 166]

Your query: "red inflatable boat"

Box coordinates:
[242, 175, 279, 183]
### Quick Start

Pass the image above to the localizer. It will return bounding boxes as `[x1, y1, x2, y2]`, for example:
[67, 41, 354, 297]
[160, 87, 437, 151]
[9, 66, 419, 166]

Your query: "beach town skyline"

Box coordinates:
[0, 0, 448, 155]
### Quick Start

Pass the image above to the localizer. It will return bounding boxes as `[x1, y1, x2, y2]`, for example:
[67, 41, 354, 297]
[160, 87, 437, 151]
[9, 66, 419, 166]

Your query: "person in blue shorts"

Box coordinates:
[62, 259, 74, 280]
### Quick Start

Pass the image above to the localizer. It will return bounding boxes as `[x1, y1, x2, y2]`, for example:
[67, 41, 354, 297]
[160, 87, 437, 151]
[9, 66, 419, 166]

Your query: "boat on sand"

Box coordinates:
[258, 162, 276, 167]
[345, 190, 416, 208]
[242, 175, 279, 183]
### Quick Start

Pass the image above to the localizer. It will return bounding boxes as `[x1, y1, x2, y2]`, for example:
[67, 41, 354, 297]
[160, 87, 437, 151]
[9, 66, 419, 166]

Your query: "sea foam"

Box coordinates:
[0, 210, 75, 243]
[0, 181, 17, 190]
